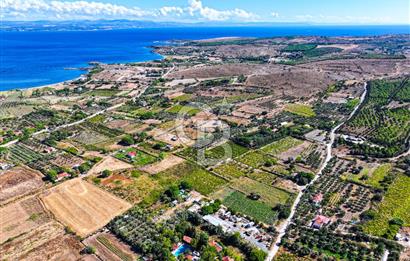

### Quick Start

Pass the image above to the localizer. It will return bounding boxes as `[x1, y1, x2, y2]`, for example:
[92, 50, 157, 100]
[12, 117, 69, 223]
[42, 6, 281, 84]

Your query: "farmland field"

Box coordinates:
[229, 177, 292, 208]
[167, 104, 201, 116]
[223, 191, 277, 224]
[0, 166, 44, 204]
[88, 155, 133, 175]
[345, 163, 392, 188]
[41, 179, 132, 237]
[285, 103, 316, 117]
[153, 162, 227, 195]
[115, 148, 157, 166]
[213, 161, 249, 180]
[206, 141, 249, 160]
[86, 89, 121, 97]
[0, 196, 51, 244]
[261, 136, 304, 155]
[363, 174, 410, 238]
[236, 150, 272, 168]
[7, 143, 43, 164]
[343, 79, 410, 156]
[84, 232, 137, 261]
[246, 169, 278, 185]
[103, 174, 162, 205]
[0, 102, 35, 119]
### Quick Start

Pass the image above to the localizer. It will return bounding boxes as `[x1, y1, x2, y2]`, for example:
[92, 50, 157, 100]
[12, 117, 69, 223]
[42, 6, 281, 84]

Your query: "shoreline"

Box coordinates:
[0, 47, 166, 95]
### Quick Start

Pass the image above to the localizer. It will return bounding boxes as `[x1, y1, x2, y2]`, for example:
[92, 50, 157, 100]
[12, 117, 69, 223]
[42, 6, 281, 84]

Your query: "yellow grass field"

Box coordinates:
[41, 179, 132, 237]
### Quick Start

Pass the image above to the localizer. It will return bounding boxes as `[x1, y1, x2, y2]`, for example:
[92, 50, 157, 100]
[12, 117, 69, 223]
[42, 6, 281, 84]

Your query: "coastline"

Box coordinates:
[0, 47, 166, 95]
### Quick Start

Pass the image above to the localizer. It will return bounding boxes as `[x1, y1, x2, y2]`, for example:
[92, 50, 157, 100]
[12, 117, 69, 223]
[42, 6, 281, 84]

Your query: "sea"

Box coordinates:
[1, 25, 409, 91]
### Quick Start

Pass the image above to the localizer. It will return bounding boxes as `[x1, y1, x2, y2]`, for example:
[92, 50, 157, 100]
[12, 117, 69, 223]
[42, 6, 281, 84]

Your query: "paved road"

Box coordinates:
[266, 82, 368, 260]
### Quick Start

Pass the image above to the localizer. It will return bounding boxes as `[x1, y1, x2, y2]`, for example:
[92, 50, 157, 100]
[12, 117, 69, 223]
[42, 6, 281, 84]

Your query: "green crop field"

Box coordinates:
[115, 148, 157, 166]
[171, 94, 193, 102]
[246, 170, 278, 185]
[345, 163, 392, 188]
[153, 162, 227, 195]
[285, 103, 316, 117]
[213, 161, 249, 180]
[167, 104, 200, 116]
[261, 136, 303, 155]
[223, 191, 277, 224]
[237, 150, 272, 168]
[230, 177, 292, 208]
[206, 141, 249, 160]
[364, 174, 410, 238]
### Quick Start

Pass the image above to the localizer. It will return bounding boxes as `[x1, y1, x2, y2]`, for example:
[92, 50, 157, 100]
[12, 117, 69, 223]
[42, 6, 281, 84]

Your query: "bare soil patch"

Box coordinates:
[88, 155, 133, 176]
[0, 166, 44, 204]
[0, 222, 65, 260]
[41, 179, 132, 237]
[0, 196, 50, 244]
[19, 234, 84, 261]
[140, 154, 185, 174]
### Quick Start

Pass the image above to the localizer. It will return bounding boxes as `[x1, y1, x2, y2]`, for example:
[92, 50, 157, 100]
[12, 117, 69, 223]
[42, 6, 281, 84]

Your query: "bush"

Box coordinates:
[120, 135, 135, 146]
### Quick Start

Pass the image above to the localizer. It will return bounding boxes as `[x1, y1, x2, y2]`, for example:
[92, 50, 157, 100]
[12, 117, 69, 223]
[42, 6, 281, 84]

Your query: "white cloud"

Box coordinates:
[1, 0, 258, 21]
[159, 6, 184, 17]
[187, 0, 258, 21]
[2, 0, 152, 20]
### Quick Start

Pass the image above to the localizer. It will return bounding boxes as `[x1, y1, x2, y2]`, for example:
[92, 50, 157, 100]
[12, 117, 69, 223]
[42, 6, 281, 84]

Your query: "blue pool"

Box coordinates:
[172, 243, 192, 257]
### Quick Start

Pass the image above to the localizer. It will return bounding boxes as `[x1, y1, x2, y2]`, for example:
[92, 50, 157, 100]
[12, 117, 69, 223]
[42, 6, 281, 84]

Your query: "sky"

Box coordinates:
[2, 0, 410, 24]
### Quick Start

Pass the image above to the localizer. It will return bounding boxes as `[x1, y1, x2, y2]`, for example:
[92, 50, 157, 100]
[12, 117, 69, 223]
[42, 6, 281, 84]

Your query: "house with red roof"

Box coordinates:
[56, 172, 71, 181]
[183, 235, 193, 244]
[209, 240, 223, 252]
[127, 151, 137, 159]
[312, 215, 330, 229]
[312, 193, 323, 204]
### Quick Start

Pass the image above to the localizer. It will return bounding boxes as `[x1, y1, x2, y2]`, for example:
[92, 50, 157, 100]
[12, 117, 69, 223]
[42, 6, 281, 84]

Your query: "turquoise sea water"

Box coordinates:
[1, 25, 409, 91]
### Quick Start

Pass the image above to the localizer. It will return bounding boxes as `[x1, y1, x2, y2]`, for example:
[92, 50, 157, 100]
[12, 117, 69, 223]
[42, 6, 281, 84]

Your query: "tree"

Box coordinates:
[46, 169, 58, 182]
[100, 169, 112, 178]
[249, 248, 267, 261]
[83, 246, 96, 254]
[201, 246, 218, 261]
[165, 185, 180, 200]
[197, 232, 209, 250]
[180, 180, 193, 190]
[274, 204, 291, 219]
[120, 135, 135, 146]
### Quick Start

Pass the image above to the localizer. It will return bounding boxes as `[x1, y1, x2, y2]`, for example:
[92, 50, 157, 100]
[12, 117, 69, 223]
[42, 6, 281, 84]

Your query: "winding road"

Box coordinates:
[266, 82, 368, 260]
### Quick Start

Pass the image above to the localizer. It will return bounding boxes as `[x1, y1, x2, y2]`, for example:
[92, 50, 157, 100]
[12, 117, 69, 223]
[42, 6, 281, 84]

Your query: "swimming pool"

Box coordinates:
[172, 243, 192, 257]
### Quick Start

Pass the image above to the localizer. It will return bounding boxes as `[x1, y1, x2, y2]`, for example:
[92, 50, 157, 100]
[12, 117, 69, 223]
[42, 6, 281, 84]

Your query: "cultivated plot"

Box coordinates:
[41, 178, 132, 237]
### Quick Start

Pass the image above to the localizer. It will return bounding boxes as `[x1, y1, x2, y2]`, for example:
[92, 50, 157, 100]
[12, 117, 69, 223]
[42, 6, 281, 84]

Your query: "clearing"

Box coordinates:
[140, 154, 185, 174]
[284, 103, 316, 117]
[88, 155, 133, 176]
[41, 178, 132, 237]
[0, 166, 44, 204]
[0, 196, 51, 244]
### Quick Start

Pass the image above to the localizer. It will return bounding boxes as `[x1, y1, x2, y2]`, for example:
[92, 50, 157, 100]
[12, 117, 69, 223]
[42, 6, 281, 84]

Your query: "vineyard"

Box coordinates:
[6, 143, 44, 164]
[96, 235, 133, 261]
[344, 78, 410, 156]
[364, 174, 410, 238]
